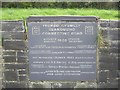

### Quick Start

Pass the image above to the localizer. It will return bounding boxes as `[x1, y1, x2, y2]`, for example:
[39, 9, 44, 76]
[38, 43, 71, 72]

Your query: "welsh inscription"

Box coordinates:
[28, 22, 97, 81]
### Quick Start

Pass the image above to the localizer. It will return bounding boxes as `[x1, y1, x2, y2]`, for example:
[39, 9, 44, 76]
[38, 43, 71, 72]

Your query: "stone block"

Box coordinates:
[2, 32, 26, 40]
[17, 51, 27, 57]
[99, 71, 108, 83]
[100, 20, 120, 28]
[1, 21, 25, 32]
[17, 56, 27, 63]
[18, 70, 27, 75]
[99, 62, 118, 70]
[4, 71, 18, 81]
[3, 51, 16, 56]
[99, 54, 118, 64]
[5, 64, 28, 69]
[3, 41, 26, 50]
[3, 56, 16, 63]
[3, 82, 28, 88]
[19, 76, 27, 81]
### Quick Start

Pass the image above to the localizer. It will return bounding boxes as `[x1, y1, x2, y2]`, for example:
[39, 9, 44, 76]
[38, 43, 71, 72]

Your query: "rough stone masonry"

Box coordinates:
[0, 18, 119, 89]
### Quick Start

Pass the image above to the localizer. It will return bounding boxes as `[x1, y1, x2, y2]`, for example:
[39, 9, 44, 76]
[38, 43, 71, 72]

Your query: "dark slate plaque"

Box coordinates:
[28, 16, 98, 81]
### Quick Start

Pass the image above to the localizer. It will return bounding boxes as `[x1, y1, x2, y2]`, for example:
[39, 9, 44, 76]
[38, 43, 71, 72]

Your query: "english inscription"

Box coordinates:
[28, 22, 97, 81]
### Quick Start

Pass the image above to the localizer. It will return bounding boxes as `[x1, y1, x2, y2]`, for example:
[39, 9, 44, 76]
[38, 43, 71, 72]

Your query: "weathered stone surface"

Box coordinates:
[74, 82, 97, 88]
[108, 70, 118, 79]
[3, 56, 16, 63]
[106, 79, 118, 88]
[99, 62, 118, 70]
[110, 41, 119, 48]
[3, 51, 16, 56]
[5, 64, 28, 69]
[99, 54, 118, 64]
[116, 70, 120, 78]
[32, 82, 51, 88]
[102, 29, 120, 36]
[108, 47, 119, 53]
[4, 71, 18, 81]
[17, 56, 27, 63]
[0, 69, 2, 78]
[1, 21, 25, 32]
[27, 16, 99, 22]
[52, 82, 76, 88]
[32, 84, 45, 88]
[1, 19, 120, 89]
[17, 51, 27, 57]
[99, 71, 108, 83]
[19, 76, 27, 81]
[100, 21, 110, 27]
[99, 48, 110, 55]
[3, 41, 26, 50]
[0, 79, 2, 89]
[18, 70, 27, 75]
[100, 20, 120, 28]
[109, 35, 119, 40]
[97, 83, 108, 88]
[3, 82, 28, 88]
[2, 32, 26, 40]
[109, 21, 120, 28]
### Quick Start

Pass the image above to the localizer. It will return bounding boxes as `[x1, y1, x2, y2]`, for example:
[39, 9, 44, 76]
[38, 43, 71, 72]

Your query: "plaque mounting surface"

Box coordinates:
[28, 17, 98, 81]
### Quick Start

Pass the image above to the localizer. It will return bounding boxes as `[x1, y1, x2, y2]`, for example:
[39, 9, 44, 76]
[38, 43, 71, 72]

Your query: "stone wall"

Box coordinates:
[0, 20, 119, 89]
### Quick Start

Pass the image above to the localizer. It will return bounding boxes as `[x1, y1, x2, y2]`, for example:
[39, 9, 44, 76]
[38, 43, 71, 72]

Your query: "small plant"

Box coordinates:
[98, 29, 109, 48]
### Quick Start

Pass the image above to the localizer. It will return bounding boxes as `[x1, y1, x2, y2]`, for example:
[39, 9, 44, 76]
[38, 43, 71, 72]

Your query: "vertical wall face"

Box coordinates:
[98, 20, 119, 88]
[0, 19, 119, 89]
[1, 21, 29, 88]
[0, 21, 3, 90]
[27, 16, 98, 81]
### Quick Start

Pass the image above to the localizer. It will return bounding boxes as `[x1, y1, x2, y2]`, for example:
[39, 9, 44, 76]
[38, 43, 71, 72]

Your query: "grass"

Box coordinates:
[0, 8, 119, 20]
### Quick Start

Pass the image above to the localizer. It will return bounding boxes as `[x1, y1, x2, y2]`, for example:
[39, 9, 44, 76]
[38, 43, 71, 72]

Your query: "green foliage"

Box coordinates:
[2, 2, 119, 10]
[1, 8, 119, 20]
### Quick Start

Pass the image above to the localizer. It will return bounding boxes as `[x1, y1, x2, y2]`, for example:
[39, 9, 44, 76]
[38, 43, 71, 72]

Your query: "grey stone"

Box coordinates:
[4, 71, 18, 81]
[3, 82, 28, 88]
[17, 56, 27, 63]
[116, 70, 120, 78]
[108, 70, 118, 79]
[3, 41, 27, 50]
[0, 69, 2, 78]
[2, 32, 26, 40]
[99, 48, 110, 55]
[3, 51, 16, 56]
[60, 83, 76, 88]
[32, 84, 45, 88]
[102, 30, 120, 37]
[100, 20, 120, 28]
[27, 16, 99, 22]
[74, 82, 96, 88]
[3, 56, 16, 63]
[109, 47, 119, 53]
[19, 76, 27, 81]
[110, 41, 119, 48]
[52, 83, 76, 88]
[17, 51, 27, 57]
[100, 21, 110, 27]
[106, 79, 118, 88]
[18, 70, 27, 75]
[1, 21, 25, 32]
[97, 83, 108, 88]
[99, 71, 108, 83]
[109, 35, 119, 40]
[0, 79, 2, 90]
[99, 54, 118, 64]
[109, 21, 120, 28]
[5, 64, 28, 69]
[99, 62, 118, 70]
